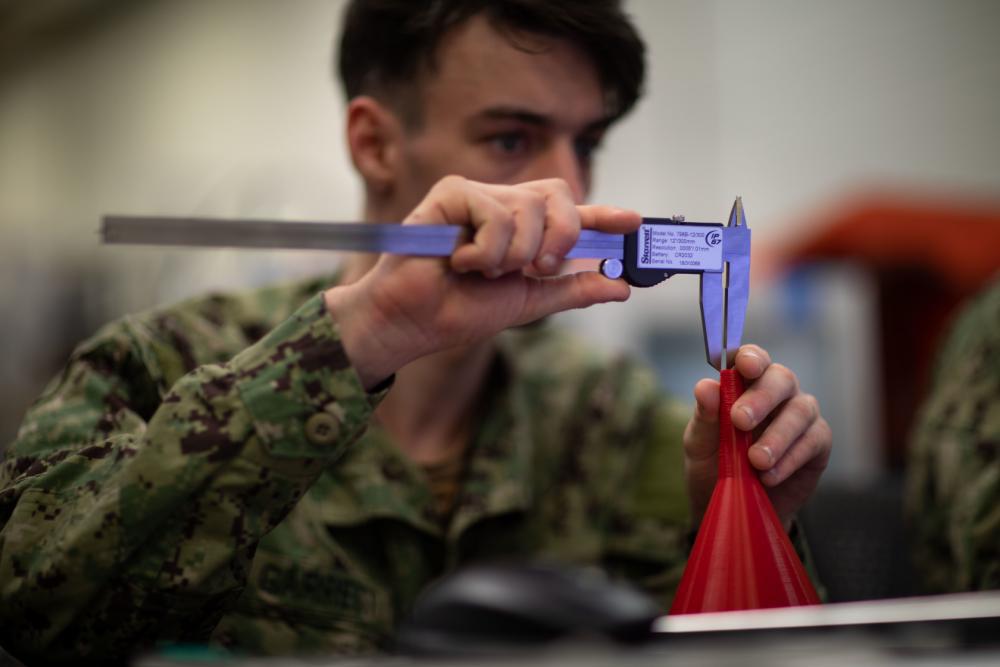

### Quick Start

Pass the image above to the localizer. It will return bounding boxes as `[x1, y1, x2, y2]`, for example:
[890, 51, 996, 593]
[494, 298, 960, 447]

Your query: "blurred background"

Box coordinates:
[1, 0, 998, 599]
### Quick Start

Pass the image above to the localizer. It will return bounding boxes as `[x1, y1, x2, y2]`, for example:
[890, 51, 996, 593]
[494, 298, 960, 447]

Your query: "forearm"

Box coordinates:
[0, 294, 384, 662]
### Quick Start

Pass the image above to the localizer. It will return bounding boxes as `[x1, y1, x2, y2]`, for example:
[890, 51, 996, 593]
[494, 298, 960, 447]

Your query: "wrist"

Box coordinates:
[323, 283, 406, 390]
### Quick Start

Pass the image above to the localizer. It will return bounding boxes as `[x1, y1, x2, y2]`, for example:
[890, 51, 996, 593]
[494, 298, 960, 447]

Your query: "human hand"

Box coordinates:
[323, 176, 641, 388]
[682, 345, 832, 527]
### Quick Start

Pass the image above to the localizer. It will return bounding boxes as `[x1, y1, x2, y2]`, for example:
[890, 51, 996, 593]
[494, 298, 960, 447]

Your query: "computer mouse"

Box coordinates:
[394, 561, 662, 656]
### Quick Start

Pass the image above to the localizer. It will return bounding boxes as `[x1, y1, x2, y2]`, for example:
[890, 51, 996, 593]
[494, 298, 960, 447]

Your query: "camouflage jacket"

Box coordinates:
[0, 274, 692, 664]
[906, 276, 1000, 593]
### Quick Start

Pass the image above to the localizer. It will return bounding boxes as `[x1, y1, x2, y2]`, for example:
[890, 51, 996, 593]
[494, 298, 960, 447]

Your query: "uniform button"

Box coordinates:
[304, 413, 341, 446]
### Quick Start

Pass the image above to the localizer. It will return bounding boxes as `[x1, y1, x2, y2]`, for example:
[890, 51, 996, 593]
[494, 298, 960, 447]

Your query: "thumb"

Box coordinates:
[517, 271, 631, 323]
[684, 378, 721, 462]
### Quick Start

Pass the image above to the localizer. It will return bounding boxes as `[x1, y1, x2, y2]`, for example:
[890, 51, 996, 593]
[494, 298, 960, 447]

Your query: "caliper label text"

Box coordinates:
[637, 224, 724, 272]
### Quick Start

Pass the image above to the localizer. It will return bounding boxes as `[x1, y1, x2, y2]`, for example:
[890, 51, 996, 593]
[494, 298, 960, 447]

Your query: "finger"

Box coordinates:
[474, 179, 572, 275]
[731, 362, 799, 432]
[759, 417, 832, 487]
[448, 192, 517, 276]
[516, 271, 631, 324]
[684, 378, 721, 462]
[516, 179, 580, 275]
[683, 378, 722, 523]
[406, 175, 480, 226]
[497, 189, 546, 274]
[747, 392, 821, 471]
[577, 205, 642, 233]
[733, 344, 772, 381]
[409, 177, 521, 277]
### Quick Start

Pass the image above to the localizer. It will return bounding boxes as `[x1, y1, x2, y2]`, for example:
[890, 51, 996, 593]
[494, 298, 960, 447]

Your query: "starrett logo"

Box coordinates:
[641, 227, 652, 264]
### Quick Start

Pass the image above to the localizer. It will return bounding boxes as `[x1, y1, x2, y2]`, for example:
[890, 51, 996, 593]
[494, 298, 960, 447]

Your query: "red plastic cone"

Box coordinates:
[670, 369, 820, 614]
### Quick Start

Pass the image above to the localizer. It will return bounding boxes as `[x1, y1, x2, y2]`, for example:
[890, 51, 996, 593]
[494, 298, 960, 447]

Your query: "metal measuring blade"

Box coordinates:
[100, 216, 625, 260]
[700, 198, 751, 370]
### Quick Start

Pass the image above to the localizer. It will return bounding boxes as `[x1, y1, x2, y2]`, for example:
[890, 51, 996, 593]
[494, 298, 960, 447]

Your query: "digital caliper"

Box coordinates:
[102, 198, 750, 370]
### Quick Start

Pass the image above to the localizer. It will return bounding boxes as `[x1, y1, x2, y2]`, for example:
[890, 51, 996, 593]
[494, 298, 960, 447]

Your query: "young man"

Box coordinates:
[0, 1, 831, 662]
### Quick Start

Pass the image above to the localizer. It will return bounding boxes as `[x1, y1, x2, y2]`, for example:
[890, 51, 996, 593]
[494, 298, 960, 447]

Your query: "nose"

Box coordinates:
[532, 138, 589, 204]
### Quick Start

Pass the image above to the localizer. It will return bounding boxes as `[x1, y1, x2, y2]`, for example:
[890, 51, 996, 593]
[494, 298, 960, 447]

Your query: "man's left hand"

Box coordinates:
[682, 344, 832, 527]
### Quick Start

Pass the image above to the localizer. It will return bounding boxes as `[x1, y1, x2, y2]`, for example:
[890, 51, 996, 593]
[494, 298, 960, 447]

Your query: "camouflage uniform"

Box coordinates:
[0, 274, 692, 663]
[906, 276, 1000, 593]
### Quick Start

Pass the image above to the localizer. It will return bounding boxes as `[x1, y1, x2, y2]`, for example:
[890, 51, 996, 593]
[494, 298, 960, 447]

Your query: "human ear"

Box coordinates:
[345, 96, 404, 194]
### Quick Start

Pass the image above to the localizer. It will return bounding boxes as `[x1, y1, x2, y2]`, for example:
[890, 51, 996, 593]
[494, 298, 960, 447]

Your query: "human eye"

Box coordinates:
[486, 131, 530, 157]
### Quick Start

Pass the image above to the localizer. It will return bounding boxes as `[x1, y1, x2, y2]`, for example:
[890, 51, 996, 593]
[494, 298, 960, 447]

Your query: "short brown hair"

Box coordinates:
[337, 0, 646, 125]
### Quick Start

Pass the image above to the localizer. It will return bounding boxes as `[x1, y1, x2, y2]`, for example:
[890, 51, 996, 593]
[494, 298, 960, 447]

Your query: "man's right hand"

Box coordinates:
[323, 176, 641, 389]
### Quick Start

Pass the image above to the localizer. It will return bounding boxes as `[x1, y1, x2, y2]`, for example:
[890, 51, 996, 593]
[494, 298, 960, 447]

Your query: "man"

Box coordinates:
[0, 0, 831, 662]
[906, 275, 1000, 593]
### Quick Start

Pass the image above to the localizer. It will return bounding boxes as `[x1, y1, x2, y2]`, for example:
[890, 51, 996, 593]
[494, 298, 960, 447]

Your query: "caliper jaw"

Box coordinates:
[701, 198, 751, 371]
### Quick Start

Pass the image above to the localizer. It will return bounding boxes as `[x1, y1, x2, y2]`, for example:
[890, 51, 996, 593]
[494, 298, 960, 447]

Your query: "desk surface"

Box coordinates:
[126, 591, 997, 666]
[655, 590, 1000, 633]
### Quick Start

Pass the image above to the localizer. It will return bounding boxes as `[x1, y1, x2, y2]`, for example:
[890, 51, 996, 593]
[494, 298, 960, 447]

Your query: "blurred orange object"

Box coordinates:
[781, 190, 1000, 292]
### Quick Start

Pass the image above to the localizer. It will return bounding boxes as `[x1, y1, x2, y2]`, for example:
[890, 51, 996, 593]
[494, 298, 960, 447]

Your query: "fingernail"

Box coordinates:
[537, 253, 558, 273]
[486, 268, 502, 279]
[738, 404, 755, 426]
[760, 444, 774, 466]
[741, 349, 763, 372]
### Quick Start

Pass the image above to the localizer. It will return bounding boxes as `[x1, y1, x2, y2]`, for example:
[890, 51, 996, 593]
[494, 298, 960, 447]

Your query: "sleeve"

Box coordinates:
[905, 280, 1000, 593]
[0, 293, 387, 663]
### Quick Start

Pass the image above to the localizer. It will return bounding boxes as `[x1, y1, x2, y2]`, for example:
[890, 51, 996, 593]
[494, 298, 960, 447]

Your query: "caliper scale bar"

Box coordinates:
[101, 216, 626, 260]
